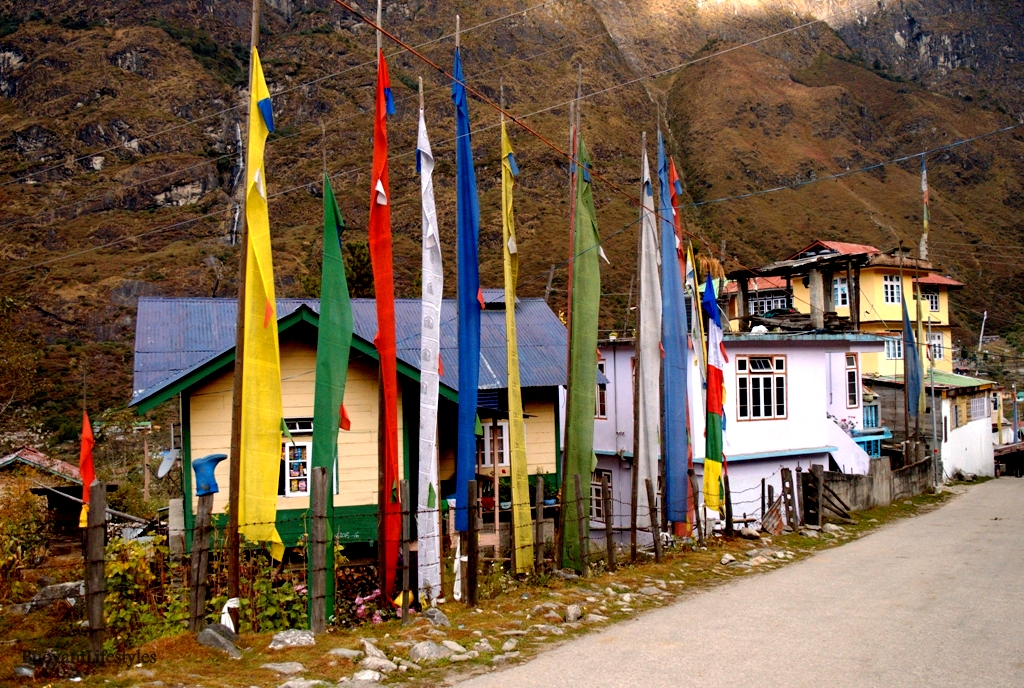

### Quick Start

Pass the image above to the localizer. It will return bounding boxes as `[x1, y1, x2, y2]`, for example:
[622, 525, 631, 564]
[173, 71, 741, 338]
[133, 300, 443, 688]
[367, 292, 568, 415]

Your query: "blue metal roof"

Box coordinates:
[132, 294, 576, 406]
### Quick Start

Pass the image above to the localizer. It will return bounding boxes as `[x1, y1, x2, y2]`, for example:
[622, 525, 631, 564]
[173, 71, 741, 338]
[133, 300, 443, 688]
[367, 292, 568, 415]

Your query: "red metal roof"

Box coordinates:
[0, 445, 82, 483]
[789, 240, 880, 260]
[916, 273, 964, 287]
[723, 276, 789, 294]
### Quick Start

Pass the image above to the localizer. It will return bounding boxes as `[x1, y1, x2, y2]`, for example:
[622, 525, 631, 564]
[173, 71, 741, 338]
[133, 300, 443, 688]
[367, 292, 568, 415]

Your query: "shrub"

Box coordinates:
[0, 474, 51, 603]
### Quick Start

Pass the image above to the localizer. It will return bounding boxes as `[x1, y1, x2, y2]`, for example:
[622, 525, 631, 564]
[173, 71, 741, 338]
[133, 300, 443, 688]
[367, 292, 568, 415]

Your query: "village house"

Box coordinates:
[129, 291, 568, 553]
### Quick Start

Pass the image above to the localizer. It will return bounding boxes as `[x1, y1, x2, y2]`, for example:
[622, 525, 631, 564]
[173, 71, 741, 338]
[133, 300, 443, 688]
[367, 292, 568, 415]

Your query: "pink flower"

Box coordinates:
[372, 611, 382, 625]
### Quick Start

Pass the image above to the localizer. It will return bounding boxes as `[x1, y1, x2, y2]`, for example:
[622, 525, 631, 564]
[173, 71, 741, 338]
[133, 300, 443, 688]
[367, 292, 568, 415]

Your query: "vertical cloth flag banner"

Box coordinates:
[920, 155, 929, 260]
[702, 276, 727, 512]
[309, 172, 354, 618]
[453, 46, 482, 533]
[658, 133, 689, 522]
[239, 47, 284, 560]
[416, 105, 444, 601]
[78, 410, 94, 527]
[903, 291, 924, 419]
[562, 135, 601, 572]
[501, 121, 535, 573]
[635, 145, 661, 530]
[368, 48, 400, 597]
[684, 243, 706, 527]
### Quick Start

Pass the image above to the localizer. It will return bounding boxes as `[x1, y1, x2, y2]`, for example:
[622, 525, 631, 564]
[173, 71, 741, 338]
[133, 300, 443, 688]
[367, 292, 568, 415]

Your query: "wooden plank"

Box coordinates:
[534, 475, 544, 571]
[762, 496, 784, 536]
[86, 480, 106, 653]
[400, 480, 410, 625]
[723, 472, 734, 536]
[602, 474, 615, 572]
[189, 493, 213, 633]
[630, 461, 639, 562]
[780, 467, 798, 530]
[310, 467, 328, 634]
[688, 469, 704, 546]
[645, 478, 662, 563]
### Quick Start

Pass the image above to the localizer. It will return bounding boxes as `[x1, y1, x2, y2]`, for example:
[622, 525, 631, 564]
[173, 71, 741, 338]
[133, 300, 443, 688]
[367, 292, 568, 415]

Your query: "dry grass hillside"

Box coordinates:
[0, 0, 1022, 448]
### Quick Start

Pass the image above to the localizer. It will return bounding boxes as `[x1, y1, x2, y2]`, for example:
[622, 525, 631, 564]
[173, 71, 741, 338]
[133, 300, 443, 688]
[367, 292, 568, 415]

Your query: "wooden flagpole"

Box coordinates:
[226, 0, 261, 632]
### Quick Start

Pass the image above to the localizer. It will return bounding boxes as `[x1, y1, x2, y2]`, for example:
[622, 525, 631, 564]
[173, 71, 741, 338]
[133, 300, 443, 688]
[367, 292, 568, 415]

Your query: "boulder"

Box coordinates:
[361, 640, 388, 660]
[408, 640, 452, 662]
[822, 523, 843, 534]
[278, 681, 327, 688]
[30, 581, 84, 611]
[501, 638, 518, 652]
[396, 658, 421, 671]
[261, 662, 305, 675]
[197, 627, 242, 659]
[205, 622, 239, 644]
[492, 651, 520, 663]
[473, 639, 494, 653]
[584, 613, 608, 623]
[350, 670, 382, 683]
[749, 556, 770, 566]
[441, 640, 466, 654]
[720, 554, 736, 565]
[449, 654, 473, 662]
[565, 604, 582, 622]
[798, 529, 820, 539]
[269, 629, 316, 650]
[739, 527, 760, 540]
[638, 587, 662, 596]
[328, 648, 364, 660]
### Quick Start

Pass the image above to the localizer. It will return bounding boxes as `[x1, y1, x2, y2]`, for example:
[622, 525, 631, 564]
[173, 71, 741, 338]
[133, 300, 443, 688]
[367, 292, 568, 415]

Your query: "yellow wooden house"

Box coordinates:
[726, 241, 962, 377]
[130, 292, 565, 549]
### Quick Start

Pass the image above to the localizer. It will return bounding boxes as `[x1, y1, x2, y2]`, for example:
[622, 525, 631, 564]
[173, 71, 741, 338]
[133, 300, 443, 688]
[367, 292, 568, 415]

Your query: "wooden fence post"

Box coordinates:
[645, 478, 662, 563]
[811, 464, 825, 527]
[780, 467, 798, 531]
[189, 493, 214, 633]
[310, 467, 328, 634]
[466, 480, 478, 607]
[794, 466, 804, 524]
[761, 478, 766, 522]
[630, 463, 639, 562]
[534, 474, 544, 571]
[723, 472, 734, 536]
[688, 469, 704, 546]
[602, 474, 615, 572]
[86, 480, 106, 654]
[573, 474, 589, 576]
[400, 480, 410, 625]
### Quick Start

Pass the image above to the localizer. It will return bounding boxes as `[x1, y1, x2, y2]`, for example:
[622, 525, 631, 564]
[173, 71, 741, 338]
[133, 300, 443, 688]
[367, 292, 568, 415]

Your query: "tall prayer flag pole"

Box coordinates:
[634, 136, 661, 532]
[702, 276, 727, 512]
[501, 95, 535, 573]
[657, 132, 689, 524]
[416, 78, 444, 601]
[369, 0, 401, 598]
[453, 31, 483, 535]
[561, 134, 601, 572]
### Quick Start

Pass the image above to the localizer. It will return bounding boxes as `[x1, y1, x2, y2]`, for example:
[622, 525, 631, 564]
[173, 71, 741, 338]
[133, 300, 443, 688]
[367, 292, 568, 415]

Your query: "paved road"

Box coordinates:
[460, 479, 1024, 688]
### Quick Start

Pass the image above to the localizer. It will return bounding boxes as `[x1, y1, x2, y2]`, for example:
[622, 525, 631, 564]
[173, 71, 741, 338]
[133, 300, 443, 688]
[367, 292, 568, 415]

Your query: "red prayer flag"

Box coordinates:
[339, 404, 351, 432]
[368, 48, 401, 600]
[80, 410, 95, 501]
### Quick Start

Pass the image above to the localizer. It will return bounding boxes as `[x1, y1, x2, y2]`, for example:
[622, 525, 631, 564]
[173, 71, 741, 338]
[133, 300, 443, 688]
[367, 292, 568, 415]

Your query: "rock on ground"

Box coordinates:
[822, 523, 843, 534]
[740, 527, 760, 539]
[565, 603, 582, 622]
[750, 556, 771, 566]
[501, 638, 518, 652]
[361, 639, 388, 660]
[441, 640, 467, 653]
[423, 607, 450, 627]
[328, 648, 364, 660]
[408, 640, 452, 662]
[473, 639, 494, 653]
[206, 622, 239, 643]
[584, 614, 609, 623]
[197, 627, 242, 659]
[261, 662, 305, 675]
[720, 554, 736, 565]
[30, 581, 84, 611]
[278, 680, 327, 688]
[638, 587, 662, 596]
[492, 651, 521, 663]
[269, 630, 316, 650]
[359, 656, 397, 673]
[351, 670, 383, 683]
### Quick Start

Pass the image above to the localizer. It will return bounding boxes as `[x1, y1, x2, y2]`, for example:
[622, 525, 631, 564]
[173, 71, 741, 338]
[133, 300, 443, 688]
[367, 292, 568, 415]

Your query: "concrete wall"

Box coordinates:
[893, 459, 934, 500]
[939, 397, 995, 478]
[594, 343, 634, 456]
[823, 456, 938, 514]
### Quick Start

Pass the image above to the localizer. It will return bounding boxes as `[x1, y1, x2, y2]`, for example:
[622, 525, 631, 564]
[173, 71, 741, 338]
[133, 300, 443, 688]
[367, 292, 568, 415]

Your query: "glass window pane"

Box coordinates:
[776, 377, 786, 416]
[751, 377, 762, 417]
[738, 378, 748, 418]
[762, 377, 773, 417]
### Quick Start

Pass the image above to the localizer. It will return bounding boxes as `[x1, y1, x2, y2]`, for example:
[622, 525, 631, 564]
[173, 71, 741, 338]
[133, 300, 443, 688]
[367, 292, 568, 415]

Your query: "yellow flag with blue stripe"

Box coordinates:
[239, 46, 284, 561]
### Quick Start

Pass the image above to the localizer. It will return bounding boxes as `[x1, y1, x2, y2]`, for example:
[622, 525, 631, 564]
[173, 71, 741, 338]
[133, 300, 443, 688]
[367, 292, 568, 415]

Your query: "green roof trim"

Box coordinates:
[133, 304, 457, 414]
[866, 370, 994, 389]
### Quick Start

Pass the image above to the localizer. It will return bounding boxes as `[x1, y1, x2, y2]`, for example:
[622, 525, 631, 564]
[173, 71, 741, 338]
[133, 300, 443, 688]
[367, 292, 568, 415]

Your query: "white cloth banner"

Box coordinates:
[636, 149, 662, 529]
[416, 107, 443, 602]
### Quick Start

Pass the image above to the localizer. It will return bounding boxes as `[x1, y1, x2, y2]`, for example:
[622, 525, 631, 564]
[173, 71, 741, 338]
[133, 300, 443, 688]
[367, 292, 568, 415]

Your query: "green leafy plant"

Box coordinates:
[0, 474, 51, 603]
[103, 536, 187, 651]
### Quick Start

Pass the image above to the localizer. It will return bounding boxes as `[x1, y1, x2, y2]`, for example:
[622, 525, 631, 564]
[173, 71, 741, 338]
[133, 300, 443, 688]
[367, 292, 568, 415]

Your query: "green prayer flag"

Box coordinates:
[561, 136, 601, 572]
[427, 483, 437, 509]
[280, 418, 295, 445]
[475, 413, 484, 437]
[308, 172, 354, 621]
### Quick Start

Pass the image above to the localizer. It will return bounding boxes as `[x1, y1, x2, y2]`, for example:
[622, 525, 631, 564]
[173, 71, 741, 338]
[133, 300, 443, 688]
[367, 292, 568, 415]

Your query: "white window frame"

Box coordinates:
[970, 395, 989, 422]
[885, 336, 903, 360]
[596, 361, 608, 419]
[883, 275, 902, 304]
[736, 355, 787, 420]
[833, 277, 849, 307]
[590, 469, 612, 523]
[845, 353, 859, 408]
[282, 440, 312, 497]
[750, 293, 789, 315]
[477, 420, 510, 468]
[922, 289, 940, 312]
[928, 332, 943, 363]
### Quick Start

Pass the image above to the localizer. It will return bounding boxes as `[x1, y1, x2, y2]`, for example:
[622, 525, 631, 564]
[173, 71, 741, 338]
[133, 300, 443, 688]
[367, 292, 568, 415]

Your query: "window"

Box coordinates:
[969, 395, 989, 421]
[590, 469, 612, 522]
[883, 275, 902, 304]
[477, 421, 510, 468]
[749, 293, 790, 315]
[922, 288, 940, 312]
[845, 354, 859, 407]
[885, 336, 903, 360]
[596, 361, 607, 418]
[863, 404, 879, 428]
[833, 277, 849, 307]
[928, 332, 943, 363]
[281, 441, 312, 497]
[736, 355, 787, 420]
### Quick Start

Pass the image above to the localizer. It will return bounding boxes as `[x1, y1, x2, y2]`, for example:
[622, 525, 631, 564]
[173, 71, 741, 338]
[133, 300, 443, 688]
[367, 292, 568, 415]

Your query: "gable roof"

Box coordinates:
[0, 446, 81, 484]
[789, 240, 881, 260]
[723, 276, 788, 294]
[916, 273, 964, 288]
[131, 293, 571, 411]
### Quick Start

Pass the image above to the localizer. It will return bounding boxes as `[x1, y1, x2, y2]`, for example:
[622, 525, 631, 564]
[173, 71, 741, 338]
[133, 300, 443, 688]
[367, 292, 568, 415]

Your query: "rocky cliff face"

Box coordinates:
[1, 0, 1023, 440]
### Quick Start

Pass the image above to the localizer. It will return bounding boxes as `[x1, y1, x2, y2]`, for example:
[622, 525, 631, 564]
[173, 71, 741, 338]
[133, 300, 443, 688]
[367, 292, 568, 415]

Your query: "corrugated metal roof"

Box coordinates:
[132, 295, 573, 405]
